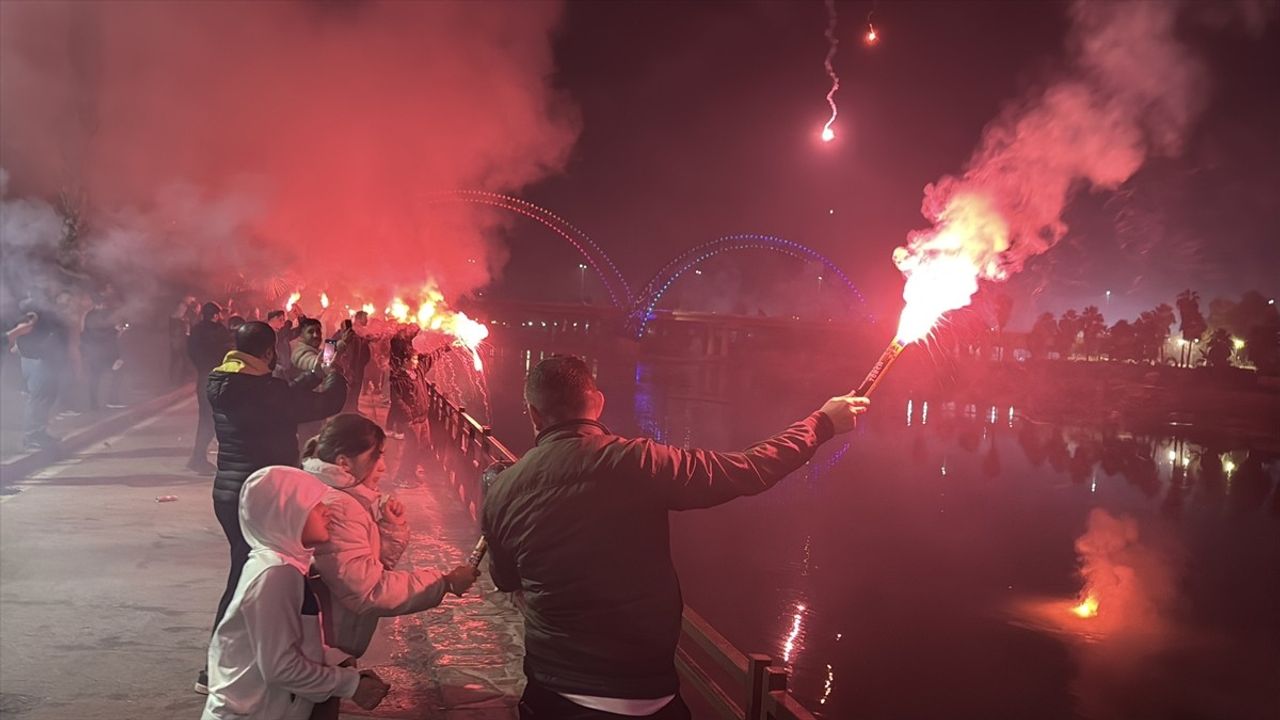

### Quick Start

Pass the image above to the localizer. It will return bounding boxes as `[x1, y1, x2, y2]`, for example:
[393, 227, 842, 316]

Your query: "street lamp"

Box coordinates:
[1105, 290, 1111, 308]
[577, 264, 587, 302]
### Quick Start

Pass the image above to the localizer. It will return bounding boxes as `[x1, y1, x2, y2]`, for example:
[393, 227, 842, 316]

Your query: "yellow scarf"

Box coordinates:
[214, 350, 271, 376]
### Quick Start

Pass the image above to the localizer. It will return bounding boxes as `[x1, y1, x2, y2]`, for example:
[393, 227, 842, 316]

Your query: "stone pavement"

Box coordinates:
[0, 392, 525, 720]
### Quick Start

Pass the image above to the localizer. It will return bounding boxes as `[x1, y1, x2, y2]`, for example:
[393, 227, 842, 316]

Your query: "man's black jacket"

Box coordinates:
[481, 412, 834, 700]
[207, 363, 347, 504]
[188, 320, 231, 372]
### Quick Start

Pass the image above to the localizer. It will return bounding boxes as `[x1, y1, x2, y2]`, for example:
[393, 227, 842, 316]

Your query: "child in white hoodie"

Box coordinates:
[202, 466, 389, 720]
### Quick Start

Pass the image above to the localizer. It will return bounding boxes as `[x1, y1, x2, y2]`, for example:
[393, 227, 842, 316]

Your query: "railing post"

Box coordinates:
[745, 654, 770, 720]
[763, 666, 788, 720]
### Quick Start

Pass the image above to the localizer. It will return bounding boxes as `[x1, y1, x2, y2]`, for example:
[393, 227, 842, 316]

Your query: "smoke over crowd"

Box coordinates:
[1, 0, 579, 315]
[894, 1, 1271, 306]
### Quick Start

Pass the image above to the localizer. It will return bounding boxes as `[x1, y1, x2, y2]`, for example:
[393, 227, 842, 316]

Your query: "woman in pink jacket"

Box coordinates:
[301, 413, 479, 719]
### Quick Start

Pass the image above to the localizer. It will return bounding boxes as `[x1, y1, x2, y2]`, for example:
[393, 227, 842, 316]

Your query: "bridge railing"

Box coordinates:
[422, 381, 818, 720]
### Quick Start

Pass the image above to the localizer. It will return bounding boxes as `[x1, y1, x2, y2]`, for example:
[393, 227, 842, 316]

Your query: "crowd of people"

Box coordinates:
[9, 290, 870, 720]
[190, 320, 867, 720]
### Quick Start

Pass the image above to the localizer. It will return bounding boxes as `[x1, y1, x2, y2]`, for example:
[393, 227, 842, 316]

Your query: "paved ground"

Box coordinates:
[0, 395, 524, 720]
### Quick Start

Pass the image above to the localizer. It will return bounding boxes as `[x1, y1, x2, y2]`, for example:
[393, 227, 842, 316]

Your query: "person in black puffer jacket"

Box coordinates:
[197, 321, 347, 694]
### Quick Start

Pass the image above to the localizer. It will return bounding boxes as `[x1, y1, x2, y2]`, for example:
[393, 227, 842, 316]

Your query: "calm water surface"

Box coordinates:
[456, 346, 1280, 720]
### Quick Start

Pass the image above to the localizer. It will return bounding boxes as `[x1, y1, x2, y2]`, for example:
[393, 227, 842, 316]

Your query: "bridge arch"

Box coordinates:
[429, 191, 633, 309]
[632, 234, 872, 338]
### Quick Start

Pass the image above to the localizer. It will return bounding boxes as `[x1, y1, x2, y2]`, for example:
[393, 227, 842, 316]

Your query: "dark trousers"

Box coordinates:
[395, 422, 424, 483]
[212, 495, 251, 633]
[86, 364, 120, 409]
[518, 679, 691, 720]
[20, 357, 60, 440]
[343, 365, 365, 413]
[192, 376, 215, 461]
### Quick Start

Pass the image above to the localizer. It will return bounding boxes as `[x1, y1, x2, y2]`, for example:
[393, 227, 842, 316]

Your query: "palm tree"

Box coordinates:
[1176, 289, 1207, 367]
[1079, 306, 1106, 360]
[1056, 309, 1081, 359]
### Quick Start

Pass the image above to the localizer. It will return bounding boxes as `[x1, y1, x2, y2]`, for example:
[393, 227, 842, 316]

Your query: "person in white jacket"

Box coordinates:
[301, 413, 479, 718]
[202, 465, 390, 720]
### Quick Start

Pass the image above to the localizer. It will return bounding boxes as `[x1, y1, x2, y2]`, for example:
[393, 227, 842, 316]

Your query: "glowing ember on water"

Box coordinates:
[1071, 595, 1100, 619]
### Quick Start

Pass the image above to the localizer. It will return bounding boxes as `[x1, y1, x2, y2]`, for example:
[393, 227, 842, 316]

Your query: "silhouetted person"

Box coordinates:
[265, 310, 292, 376]
[170, 296, 196, 385]
[342, 311, 372, 412]
[482, 355, 868, 719]
[197, 321, 347, 694]
[81, 308, 125, 411]
[11, 298, 70, 449]
[188, 302, 232, 474]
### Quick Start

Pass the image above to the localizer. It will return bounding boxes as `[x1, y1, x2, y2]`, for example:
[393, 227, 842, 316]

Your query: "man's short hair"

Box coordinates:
[200, 301, 222, 321]
[227, 315, 246, 329]
[354, 311, 368, 322]
[524, 355, 597, 420]
[235, 321, 276, 358]
[266, 310, 286, 322]
[298, 317, 321, 333]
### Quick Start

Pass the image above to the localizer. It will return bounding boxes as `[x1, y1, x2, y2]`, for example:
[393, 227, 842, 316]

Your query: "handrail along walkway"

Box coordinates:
[422, 381, 819, 720]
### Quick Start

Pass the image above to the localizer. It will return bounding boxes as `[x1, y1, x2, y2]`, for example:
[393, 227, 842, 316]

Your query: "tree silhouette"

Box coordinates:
[1104, 319, 1138, 362]
[1203, 328, 1234, 368]
[1079, 306, 1106, 359]
[1028, 312, 1056, 360]
[1176, 290, 1208, 367]
[1134, 303, 1175, 363]
[1056, 309, 1081, 359]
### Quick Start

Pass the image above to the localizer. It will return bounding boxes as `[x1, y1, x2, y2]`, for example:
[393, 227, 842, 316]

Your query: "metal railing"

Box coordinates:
[422, 382, 818, 720]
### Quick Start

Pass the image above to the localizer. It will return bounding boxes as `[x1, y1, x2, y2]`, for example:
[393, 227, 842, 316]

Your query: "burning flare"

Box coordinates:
[1071, 594, 1100, 619]
[320, 292, 330, 309]
[892, 192, 1009, 344]
[285, 291, 302, 312]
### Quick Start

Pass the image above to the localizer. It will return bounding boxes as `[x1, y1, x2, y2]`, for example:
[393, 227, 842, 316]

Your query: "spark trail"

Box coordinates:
[821, 0, 840, 143]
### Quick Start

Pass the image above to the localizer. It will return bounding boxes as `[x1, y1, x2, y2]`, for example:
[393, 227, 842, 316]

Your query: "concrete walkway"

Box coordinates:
[0, 393, 525, 719]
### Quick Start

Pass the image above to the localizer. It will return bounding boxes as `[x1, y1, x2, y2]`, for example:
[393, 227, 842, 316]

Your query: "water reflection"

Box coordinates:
[471, 348, 1279, 719]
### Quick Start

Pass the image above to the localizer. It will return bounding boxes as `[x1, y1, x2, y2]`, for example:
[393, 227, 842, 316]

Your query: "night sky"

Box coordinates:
[494, 1, 1279, 328]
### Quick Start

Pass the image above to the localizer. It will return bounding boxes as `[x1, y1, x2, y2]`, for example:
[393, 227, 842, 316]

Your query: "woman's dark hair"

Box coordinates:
[302, 413, 386, 463]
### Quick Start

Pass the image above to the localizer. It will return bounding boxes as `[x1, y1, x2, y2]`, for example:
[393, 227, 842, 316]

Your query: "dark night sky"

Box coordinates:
[492, 1, 1279, 328]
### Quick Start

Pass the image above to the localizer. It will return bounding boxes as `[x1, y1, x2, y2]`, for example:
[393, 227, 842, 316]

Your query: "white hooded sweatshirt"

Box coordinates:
[202, 467, 360, 720]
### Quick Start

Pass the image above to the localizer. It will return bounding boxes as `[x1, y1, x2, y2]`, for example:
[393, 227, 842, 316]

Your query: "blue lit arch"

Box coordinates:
[429, 190, 634, 309]
[632, 234, 871, 337]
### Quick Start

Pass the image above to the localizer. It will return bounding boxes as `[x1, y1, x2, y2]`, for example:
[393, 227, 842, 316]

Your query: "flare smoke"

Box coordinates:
[895, 1, 1223, 298]
[0, 1, 580, 313]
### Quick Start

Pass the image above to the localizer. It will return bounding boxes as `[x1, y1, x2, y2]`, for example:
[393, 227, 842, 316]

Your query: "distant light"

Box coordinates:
[694, 269, 703, 276]
[821, 127, 835, 142]
[864, 26, 879, 45]
[1270, 299, 1276, 305]
[828, 209, 835, 215]
[577, 264, 587, 270]
[1233, 338, 1245, 350]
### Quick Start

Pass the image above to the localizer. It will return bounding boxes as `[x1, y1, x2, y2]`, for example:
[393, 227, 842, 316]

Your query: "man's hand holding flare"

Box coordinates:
[819, 395, 870, 434]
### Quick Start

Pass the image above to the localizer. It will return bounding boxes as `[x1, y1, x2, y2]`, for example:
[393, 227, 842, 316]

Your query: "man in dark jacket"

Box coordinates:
[342, 311, 372, 412]
[482, 356, 868, 719]
[198, 320, 347, 694]
[186, 302, 231, 473]
[11, 298, 70, 450]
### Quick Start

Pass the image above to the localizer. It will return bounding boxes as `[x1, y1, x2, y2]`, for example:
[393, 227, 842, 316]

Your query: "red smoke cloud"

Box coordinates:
[895, 1, 1235, 293]
[1, 1, 578, 306]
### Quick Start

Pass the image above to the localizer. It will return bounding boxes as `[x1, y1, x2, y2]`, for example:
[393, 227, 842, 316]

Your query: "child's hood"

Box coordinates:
[239, 466, 332, 573]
